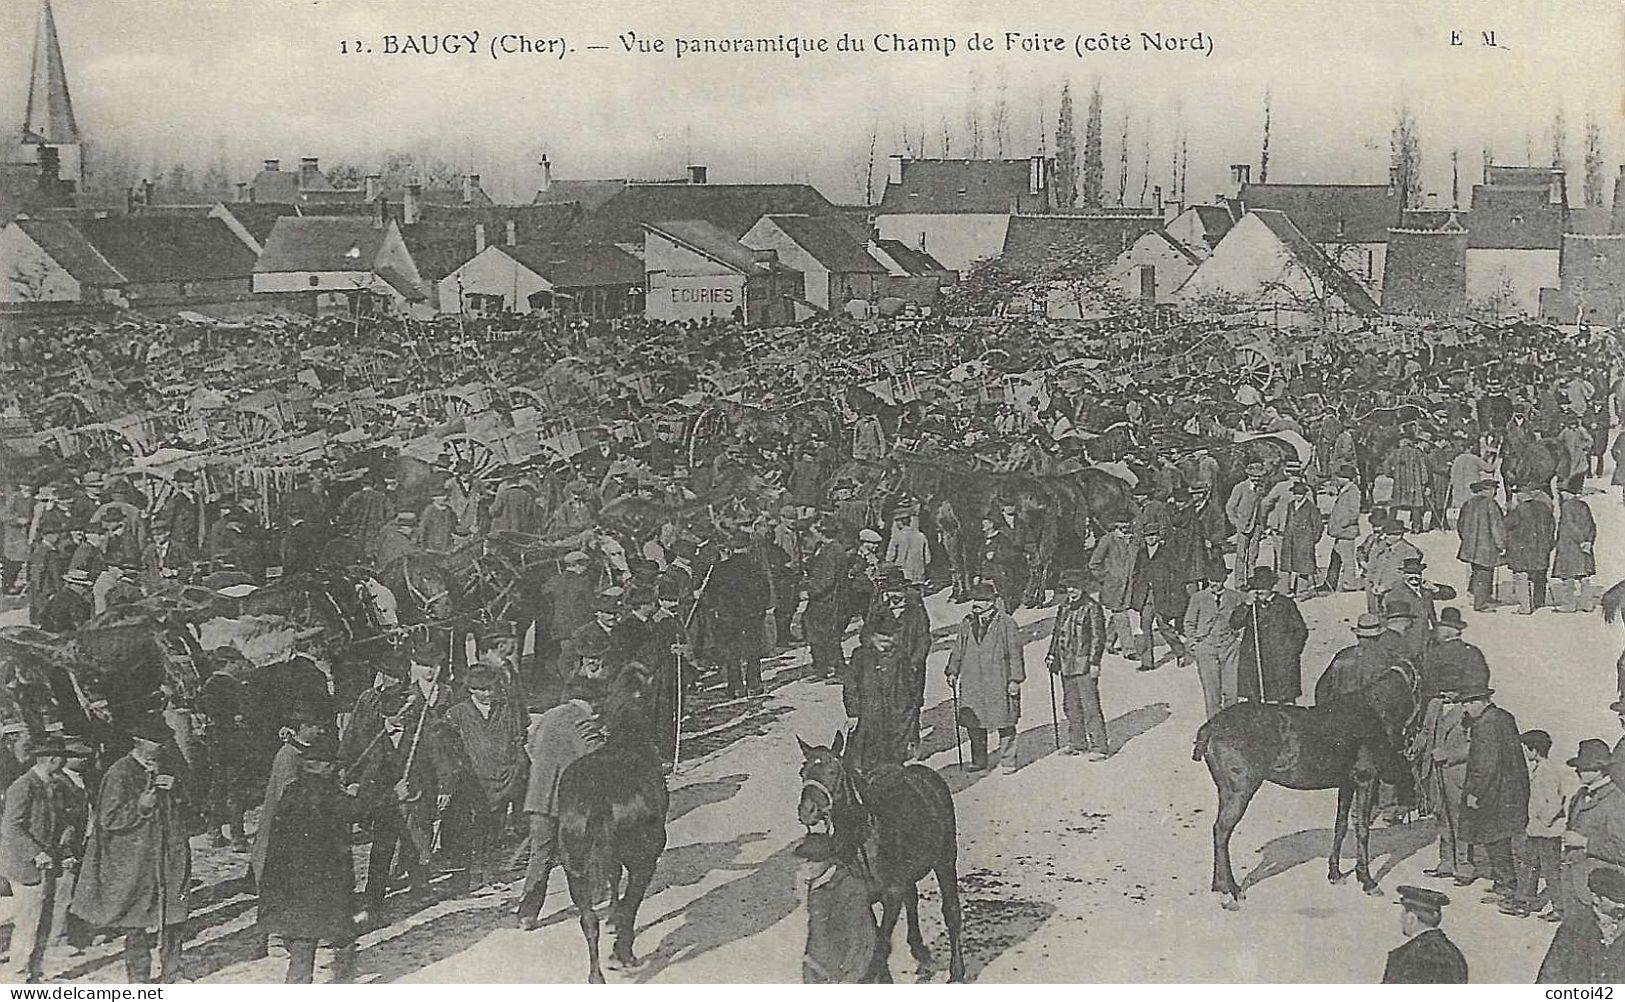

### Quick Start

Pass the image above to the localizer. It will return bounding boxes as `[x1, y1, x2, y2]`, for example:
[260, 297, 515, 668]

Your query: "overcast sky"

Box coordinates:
[2, 0, 1621, 205]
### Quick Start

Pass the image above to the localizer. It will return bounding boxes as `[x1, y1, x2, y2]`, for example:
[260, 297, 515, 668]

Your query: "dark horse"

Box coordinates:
[556, 666, 670, 983]
[1191, 660, 1422, 910]
[797, 733, 965, 982]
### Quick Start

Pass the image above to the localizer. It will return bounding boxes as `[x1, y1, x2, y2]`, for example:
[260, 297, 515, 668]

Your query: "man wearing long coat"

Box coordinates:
[945, 584, 1024, 772]
[1552, 485, 1596, 613]
[1278, 483, 1324, 598]
[441, 667, 527, 891]
[705, 536, 770, 697]
[842, 629, 915, 773]
[1230, 568, 1308, 704]
[1382, 436, 1430, 533]
[1504, 489, 1555, 613]
[804, 527, 852, 680]
[1314, 615, 1396, 705]
[1324, 474, 1362, 591]
[1460, 689, 1529, 890]
[1455, 479, 1505, 611]
[70, 719, 192, 983]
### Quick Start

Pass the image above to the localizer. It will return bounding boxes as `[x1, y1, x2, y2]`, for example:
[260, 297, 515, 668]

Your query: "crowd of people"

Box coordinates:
[0, 305, 1621, 983]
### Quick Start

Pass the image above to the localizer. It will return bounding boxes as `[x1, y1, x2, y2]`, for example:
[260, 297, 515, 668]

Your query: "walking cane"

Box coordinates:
[154, 779, 171, 981]
[672, 645, 685, 773]
[1048, 660, 1060, 751]
[951, 677, 964, 769]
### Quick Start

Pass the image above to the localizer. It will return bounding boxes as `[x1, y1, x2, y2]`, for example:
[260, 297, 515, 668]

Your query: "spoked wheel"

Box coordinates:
[231, 407, 280, 443]
[1234, 346, 1279, 393]
[440, 434, 503, 487]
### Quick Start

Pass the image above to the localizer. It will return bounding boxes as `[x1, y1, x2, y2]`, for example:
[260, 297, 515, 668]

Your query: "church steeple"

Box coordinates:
[20, 0, 81, 182]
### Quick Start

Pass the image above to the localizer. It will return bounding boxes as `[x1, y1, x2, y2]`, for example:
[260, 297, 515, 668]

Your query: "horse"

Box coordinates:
[797, 732, 965, 983]
[1191, 659, 1422, 910]
[1603, 579, 1625, 701]
[555, 665, 670, 983]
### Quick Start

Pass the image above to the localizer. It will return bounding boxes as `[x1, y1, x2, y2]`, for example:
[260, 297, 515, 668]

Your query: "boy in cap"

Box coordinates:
[1381, 885, 1468, 982]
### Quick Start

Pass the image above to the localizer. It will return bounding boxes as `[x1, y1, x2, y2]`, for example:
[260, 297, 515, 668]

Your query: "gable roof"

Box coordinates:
[646, 219, 790, 275]
[877, 158, 1051, 214]
[75, 216, 258, 282]
[1185, 204, 1236, 248]
[14, 218, 121, 285]
[497, 243, 645, 288]
[1466, 183, 1566, 249]
[1132, 228, 1204, 266]
[1249, 209, 1378, 313]
[218, 203, 302, 246]
[576, 183, 837, 245]
[760, 214, 887, 273]
[402, 202, 584, 281]
[999, 213, 1167, 275]
[249, 170, 301, 206]
[534, 179, 632, 212]
[1236, 182, 1401, 244]
[873, 238, 948, 276]
[255, 216, 391, 273]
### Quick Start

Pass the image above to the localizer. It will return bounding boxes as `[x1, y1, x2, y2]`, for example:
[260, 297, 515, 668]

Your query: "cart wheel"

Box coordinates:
[441, 434, 502, 486]
[232, 408, 279, 442]
[1234, 346, 1278, 389]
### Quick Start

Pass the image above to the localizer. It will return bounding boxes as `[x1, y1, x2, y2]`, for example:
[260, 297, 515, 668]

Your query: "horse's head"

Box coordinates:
[797, 732, 852, 830]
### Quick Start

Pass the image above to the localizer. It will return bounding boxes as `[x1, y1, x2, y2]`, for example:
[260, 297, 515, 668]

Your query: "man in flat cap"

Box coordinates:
[1381, 884, 1468, 982]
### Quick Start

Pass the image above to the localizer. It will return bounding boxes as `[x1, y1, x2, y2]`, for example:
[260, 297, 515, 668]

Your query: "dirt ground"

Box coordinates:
[10, 478, 1623, 984]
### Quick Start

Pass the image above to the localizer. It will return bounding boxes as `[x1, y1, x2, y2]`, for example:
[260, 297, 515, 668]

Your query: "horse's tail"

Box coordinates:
[1602, 579, 1625, 625]
[1192, 719, 1214, 763]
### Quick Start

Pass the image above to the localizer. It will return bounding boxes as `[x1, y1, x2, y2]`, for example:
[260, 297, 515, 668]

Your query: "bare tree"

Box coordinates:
[1389, 103, 1423, 209]
[865, 120, 879, 203]
[1451, 148, 1461, 208]
[1179, 132, 1189, 204]
[965, 70, 984, 158]
[1081, 77, 1104, 208]
[8, 260, 53, 302]
[1117, 109, 1131, 206]
[1141, 118, 1153, 206]
[939, 113, 954, 159]
[1551, 107, 1568, 173]
[991, 67, 1011, 158]
[1259, 86, 1273, 184]
[1054, 80, 1078, 210]
[1584, 111, 1605, 207]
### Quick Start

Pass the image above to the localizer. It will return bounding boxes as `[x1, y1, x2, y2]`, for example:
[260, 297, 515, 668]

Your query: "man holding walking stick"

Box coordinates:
[1047, 570, 1110, 760]
[70, 716, 191, 984]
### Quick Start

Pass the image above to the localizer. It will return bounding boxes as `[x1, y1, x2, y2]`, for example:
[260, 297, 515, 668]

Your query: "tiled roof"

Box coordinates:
[219, 203, 301, 246]
[533, 180, 630, 212]
[1188, 204, 1235, 248]
[1466, 184, 1566, 249]
[873, 238, 948, 276]
[1237, 182, 1402, 244]
[75, 216, 258, 283]
[14, 218, 121, 285]
[498, 243, 644, 288]
[1569, 207, 1612, 235]
[402, 203, 584, 281]
[877, 158, 1051, 214]
[999, 213, 1166, 275]
[1250, 209, 1378, 313]
[761, 214, 887, 273]
[575, 182, 837, 244]
[249, 170, 301, 206]
[646, 219, 789, 275]
[255, 216, 388, 273]
[375, 265, 427, 302]
[0, 162, 74, 225]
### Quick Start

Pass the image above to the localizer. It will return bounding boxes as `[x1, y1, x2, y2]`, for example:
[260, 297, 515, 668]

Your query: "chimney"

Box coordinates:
[235, 181, 249, 203]
[299, 156, 320, 186]
[474, 223, 487, 254]
[888, 155, 905, 187]
[404, 182, 422, 225]
[1028, 154, 1046, 196]
[1229, 164, 1251, 188]
[1137, 264, 1157, 305]
[364, 173, 382, 201]
[373, 194, 386, 229]
[538, 155, 552, 193]
[142, 179, 155, 207]
[687, 165, 708, 185]
[463, 173, 481, 204]
[263, 159, 281, 173]
[1152, 185, 1163, 217]
[1387, 165, 1399, 194]
[505, 219, 517, 246]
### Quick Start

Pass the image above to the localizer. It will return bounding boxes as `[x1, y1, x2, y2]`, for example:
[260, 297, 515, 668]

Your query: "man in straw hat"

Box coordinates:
[1380, 884, 1468, 982]
[70, 716, 191, 983]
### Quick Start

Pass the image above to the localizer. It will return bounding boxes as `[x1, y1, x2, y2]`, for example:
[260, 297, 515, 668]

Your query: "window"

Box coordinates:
[308, 275, 320, 287]
[1510, 214, 1524, 226]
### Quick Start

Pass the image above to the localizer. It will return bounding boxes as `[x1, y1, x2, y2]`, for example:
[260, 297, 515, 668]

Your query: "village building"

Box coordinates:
[739, 213, 888, 313]
[1381, 215, 1470, 316]
[1463, 164, 1569, 316]
[438, 240, 644, 317]
[1230, 165, 1403, 296]
[251, 215, 428, 316]
[642, 219, 802, 326]
[874, 155, 1056, 274]
[1174, 208, 1377, 321]
[569, 168, 836, 252]
[1544, 233, 1625, 326]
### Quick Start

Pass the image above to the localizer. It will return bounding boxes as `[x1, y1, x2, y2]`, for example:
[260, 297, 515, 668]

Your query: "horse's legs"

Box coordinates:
[902, 883, 933, 972]
[870, 887, 905, 984]
[566, 870, 605, 984]
[1328, 783, 1354, 883]
[1211, 775, 1260, 908]
[935, 860, 966, 983]
[609, 854, 656, 968]
[1354, 773, 1381, 894]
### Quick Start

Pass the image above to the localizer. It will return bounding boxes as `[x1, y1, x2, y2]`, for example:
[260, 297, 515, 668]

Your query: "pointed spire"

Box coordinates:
[21, 0, 79, 146]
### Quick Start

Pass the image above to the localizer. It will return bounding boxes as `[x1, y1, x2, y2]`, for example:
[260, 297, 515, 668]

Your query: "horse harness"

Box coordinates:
[801, 763, 882, 892]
